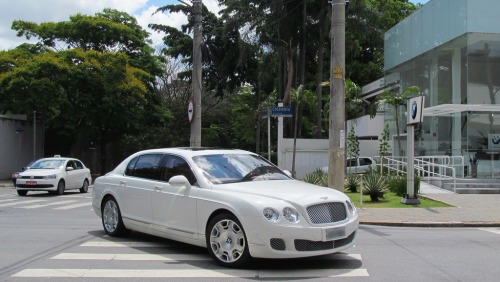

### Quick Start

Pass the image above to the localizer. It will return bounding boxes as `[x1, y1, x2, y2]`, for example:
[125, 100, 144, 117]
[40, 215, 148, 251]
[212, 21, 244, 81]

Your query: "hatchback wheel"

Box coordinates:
[102, 197, 128, 237]
[79, 179, 89, 193]
[17, 190, 28, 196]
[56, 180, 65, 195]
[206, 213, 251, 267]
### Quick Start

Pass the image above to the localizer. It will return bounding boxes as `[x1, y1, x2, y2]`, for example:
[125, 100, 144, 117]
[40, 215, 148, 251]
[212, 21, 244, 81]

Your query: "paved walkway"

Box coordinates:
[2, 180, 500, 227]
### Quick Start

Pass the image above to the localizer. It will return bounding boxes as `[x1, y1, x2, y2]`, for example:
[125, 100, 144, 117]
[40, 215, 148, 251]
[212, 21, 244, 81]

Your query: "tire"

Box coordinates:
[206, 213, 251, 267]
[101, 197, 128, 237]
[17, 190, 28, 196]
[79, 179, 89, 193]
[56, 180, 65, 195]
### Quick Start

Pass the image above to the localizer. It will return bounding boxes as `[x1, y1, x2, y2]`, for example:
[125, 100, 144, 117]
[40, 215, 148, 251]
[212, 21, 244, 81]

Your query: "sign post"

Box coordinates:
[261, 105, 293, 163]
[402, 96, 424, 205]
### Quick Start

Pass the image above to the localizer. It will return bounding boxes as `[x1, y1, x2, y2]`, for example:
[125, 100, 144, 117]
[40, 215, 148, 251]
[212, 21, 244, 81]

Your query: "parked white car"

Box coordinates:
[16, 157, 91, 196]
[92, 148, 359, 267]
[322, 157, 376, 174]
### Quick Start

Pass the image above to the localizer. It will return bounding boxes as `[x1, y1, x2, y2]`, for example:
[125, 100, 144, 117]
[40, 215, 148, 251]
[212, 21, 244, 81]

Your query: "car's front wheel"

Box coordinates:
[102, 197, 128, 237]
[17, 190, 27, 196]
[79, 179, 89, 193]
[206, 213, 251, 267]
[56, 180, 65, 195]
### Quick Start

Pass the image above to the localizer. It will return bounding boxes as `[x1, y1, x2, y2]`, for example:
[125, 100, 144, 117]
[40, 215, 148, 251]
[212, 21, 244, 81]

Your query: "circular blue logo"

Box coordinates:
[411, 101, 418, 120]
[493, 136, 500, 145]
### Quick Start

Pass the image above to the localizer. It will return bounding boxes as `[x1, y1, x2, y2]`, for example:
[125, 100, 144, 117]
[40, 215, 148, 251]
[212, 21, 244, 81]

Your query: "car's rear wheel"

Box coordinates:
[79, 179, 89, 193]
[206, 213, 251, 267]
[102, 197, 128, 237]
[17, 190, 27, 196]
[56, 180, 65, 195]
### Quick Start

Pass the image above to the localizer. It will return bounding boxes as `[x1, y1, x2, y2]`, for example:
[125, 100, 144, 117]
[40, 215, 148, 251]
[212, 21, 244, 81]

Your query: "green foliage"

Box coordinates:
[345, 173, 361, 193]
[346, 125, 360, 173]
[304, 169, 328, 187]
[379, 123, 391, 157]
[362, 170, 388, 201]
[386, 173, 421, 197]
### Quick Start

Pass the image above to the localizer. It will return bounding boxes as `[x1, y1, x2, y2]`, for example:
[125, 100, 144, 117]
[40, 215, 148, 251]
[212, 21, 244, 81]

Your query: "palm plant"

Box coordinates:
[378, 86, 420, 156]
[345, 173, 361, 192]
[362, 169, 388, 201]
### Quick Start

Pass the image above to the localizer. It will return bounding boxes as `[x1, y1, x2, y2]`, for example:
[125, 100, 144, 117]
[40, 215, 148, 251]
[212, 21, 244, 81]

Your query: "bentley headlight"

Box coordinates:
[263, 208, 280, 222]
[44, 174, 57, 179]
[283, 207, 300, 223]
[346, 200, 356, 214]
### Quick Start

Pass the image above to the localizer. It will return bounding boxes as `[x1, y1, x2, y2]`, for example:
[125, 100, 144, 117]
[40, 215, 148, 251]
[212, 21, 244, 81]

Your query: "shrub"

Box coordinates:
[344, 173, 360, 192]
[304, 168, 328, 187]
[386, 174, 420, 196]
[362, 170, 388, 201]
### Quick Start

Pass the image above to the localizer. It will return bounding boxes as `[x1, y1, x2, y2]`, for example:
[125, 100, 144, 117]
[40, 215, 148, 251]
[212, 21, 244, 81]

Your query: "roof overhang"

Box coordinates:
[423, 104, 500, 116]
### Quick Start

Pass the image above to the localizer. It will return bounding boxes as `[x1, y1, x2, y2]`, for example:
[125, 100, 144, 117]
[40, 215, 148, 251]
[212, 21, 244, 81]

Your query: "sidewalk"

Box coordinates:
[2, 179, 500, 227]
[358, 182, 500, 227]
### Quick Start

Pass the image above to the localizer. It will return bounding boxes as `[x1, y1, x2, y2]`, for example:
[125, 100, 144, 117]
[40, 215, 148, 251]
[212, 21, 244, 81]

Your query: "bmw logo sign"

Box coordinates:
[493, 136, 500, 145]
[411, 101, 418, 120]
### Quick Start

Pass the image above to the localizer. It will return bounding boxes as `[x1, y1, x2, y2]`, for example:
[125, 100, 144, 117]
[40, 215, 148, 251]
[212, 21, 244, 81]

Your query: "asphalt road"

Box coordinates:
[1, 187, 500, 281]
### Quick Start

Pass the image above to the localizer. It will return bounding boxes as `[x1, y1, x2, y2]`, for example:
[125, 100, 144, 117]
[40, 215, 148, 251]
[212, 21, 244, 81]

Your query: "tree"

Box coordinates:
[379, 123, 391, 174]
[378, 86, 420, 156]
[346, 125, 360, 174]
[0, 48, 166, 172]
[11, 9, 163, 81]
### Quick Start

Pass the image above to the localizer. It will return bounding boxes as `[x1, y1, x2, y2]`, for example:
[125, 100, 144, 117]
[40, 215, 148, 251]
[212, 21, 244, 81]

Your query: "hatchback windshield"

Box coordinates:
[30, 160, 65, 169]
[193, 154, 290, 184]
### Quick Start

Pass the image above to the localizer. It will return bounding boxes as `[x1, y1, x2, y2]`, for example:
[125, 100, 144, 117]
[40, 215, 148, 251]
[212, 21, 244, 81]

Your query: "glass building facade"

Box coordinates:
[384, 0, 500, 178]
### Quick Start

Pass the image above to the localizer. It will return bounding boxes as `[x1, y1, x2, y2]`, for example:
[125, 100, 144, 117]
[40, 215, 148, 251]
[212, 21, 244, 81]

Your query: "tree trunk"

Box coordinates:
[316, 0, 326, 138]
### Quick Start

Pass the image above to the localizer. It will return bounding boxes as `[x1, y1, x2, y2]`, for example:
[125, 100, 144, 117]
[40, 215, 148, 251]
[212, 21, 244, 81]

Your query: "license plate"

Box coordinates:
[26, 181, 37, 186]
[326, 227, 346, 240]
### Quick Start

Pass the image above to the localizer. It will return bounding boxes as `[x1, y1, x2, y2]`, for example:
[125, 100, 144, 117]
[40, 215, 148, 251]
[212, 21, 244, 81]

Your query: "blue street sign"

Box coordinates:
[271, 107, 293, 117]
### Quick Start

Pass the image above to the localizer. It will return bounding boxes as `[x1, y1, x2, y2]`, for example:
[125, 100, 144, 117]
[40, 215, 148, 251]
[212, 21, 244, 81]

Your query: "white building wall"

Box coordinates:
[279, 114, 385, 179]
[0, 115, 44, 179]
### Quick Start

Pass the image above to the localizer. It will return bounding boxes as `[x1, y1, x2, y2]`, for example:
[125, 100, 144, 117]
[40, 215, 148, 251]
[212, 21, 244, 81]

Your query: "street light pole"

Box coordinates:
[190, 0, 202, 148]
[328, 0, 346, 192]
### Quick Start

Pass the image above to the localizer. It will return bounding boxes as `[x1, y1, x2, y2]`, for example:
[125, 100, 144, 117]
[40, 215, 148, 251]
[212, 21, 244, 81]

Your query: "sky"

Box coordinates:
[0, 0, 429, 51]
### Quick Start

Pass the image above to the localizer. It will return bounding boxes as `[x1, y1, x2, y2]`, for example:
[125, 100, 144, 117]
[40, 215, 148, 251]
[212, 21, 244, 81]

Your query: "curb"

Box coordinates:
[360, 220, 500, 228]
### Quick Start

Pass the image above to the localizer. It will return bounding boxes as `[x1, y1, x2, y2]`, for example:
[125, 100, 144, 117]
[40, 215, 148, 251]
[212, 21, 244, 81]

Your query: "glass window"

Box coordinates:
[346, 159, 357, 167]
[126, 154, 163, 180]
[193, 154, 289, 184]
[74, 161, 84, 170]
[160, 155, 197, 185]
[359, 158, 372, 166]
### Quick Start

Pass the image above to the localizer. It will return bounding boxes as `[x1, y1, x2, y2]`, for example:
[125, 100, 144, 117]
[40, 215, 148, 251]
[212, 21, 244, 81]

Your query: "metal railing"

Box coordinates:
[376, 155, 464, 192]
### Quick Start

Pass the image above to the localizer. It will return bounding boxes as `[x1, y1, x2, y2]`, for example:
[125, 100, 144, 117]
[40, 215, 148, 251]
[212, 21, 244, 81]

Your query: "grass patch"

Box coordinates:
[346, 191, 454, 208]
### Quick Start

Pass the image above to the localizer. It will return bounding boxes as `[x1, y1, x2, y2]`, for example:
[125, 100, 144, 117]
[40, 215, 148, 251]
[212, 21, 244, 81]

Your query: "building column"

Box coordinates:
[430, 57, 439, 155]
[452, 48, 462, 164]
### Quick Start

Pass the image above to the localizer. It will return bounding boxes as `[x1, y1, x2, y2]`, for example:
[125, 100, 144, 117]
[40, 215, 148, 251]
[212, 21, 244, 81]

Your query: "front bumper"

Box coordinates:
[243, 214, 359, 259]
[15, 178, 57, 191]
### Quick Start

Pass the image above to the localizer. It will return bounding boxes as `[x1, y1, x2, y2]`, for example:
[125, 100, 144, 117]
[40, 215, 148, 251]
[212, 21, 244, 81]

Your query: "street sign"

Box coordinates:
[188, 100, 194, 123]
[407, 96, 425, 125]
[261, 107, 270, 118]
[271, 106, 293, 117]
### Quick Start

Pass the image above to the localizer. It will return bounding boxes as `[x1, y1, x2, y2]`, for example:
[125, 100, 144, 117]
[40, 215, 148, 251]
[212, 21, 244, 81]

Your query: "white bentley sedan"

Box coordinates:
[92, 148, 358, 267]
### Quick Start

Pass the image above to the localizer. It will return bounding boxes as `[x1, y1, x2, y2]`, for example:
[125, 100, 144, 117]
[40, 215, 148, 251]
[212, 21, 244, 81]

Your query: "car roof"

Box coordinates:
[130, 148, 254, 158]
[36, 157, 78, 162]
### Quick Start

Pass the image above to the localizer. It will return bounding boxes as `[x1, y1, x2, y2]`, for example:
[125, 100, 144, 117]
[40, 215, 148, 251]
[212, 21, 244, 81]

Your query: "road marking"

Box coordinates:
[52, 252, 211, 261]
[53, 202, 92, 210]
[0, 198, 16, 203]
[13, 268, 369, 278]
[80, 240, 176, 248]
[477, 228, 500, 235]
[0, 199, 45, 207]
[20, 200, 78, 209]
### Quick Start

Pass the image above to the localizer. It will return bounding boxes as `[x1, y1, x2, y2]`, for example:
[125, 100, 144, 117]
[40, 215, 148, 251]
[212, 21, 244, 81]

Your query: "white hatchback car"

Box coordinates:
[16, 157, 91, 196]
[92, 148, 359, 267]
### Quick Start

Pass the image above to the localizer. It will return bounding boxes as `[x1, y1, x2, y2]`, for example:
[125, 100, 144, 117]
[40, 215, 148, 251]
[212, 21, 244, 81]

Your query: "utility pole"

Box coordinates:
[190, 0, 202, 147]
[328, 0, 346, 192]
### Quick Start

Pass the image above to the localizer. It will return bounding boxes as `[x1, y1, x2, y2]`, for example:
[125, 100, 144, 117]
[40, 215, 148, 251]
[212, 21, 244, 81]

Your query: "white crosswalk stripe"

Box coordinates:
[0, 198, 16, 203]
[0, 199, 46, 207]
[477, 227, 500, 235]
[20, 200, 78, 209]
[13, 268, 369, 278]
[53, 202, 92, 210]
[12, 237, 369, 279]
